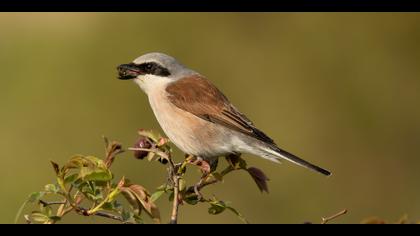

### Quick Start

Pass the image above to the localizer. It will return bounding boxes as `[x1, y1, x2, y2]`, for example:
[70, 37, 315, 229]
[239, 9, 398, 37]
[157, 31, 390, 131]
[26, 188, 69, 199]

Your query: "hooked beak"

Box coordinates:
[117, 63, 144, 80]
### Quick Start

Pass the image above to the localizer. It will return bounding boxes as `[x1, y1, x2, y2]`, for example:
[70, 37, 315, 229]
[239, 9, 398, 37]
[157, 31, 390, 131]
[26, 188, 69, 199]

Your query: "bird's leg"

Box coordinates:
[188, 156, 212, 201]
[193, 175, 206, 200]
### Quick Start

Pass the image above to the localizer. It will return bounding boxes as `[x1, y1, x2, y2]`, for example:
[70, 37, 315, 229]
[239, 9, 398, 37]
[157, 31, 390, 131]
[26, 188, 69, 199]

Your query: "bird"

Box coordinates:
[117, 52, 331, 177]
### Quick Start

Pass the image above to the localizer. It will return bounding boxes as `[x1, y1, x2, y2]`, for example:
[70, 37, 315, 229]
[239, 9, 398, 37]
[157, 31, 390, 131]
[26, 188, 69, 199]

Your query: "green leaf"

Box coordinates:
[86, 191, 104, 201]
[63, 155, 88, 169]
[30, 212, 50, 223]
[39, 204, 53, 217]
[102, 202, 114, 211]
[226, 206, 249, 224]
[121, 209, 135, 223]
[146, 151, 156, 162]
[64, 173, 78, 185]
[44, 184, 60, 194]
[168, 191, 174, 202]
[150, 190, 165, 203]
[184, 194, 199, 205]
[107, 186, 122, 203]
[178, 178, 186, 192]
[138, 129, 160, 143]
[84, 156, 108, 169]
[78, 167, 112, 182]
[156, 184, 167, 191]
[207, 198, 248, 223]
[14, 191, 45, 224]
[63, 155, 107, 172]
[28, 192, 45, 203]
[48, 216, 61, 222]
[208, 201, 227, 215]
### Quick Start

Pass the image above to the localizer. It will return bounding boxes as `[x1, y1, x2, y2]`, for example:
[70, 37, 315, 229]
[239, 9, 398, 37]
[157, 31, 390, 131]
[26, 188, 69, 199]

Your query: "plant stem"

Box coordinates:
[170, 175, 180, 224]
[76, 206, 125, 222]
[167, 157, 180, 224]
[321, 209, 348, 224]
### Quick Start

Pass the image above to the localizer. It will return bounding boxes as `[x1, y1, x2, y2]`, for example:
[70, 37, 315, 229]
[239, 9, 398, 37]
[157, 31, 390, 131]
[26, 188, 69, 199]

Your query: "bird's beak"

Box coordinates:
[117, 63, 144, 80]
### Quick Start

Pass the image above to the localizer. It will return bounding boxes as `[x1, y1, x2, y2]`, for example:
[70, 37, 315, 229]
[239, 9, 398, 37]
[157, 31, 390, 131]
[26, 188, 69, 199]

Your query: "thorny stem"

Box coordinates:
[321, 209, 348, 224]
[168, 157, 180, 224]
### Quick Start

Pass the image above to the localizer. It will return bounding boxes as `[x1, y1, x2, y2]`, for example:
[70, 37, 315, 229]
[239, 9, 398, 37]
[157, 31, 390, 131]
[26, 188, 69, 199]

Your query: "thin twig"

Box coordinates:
[39, 200, 66, 206]
[186, 165, 235, 194]
[168, 157, 180, 224]
[321, 209, 348, 224]
[75, 206, 125, 222]
[128, 147, 170, 160]
[93, 211, 124, 222]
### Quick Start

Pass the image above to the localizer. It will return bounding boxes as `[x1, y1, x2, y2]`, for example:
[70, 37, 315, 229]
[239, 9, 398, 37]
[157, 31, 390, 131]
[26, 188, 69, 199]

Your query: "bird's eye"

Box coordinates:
[140, 62, 171, 77]
[145, 63, 153, 71]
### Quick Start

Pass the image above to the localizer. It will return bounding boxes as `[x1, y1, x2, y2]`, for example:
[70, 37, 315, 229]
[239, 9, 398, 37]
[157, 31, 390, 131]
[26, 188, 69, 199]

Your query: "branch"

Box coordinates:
[321, 209, 348, 224]
[75, 206, 125, 223]
[39, 200, 66, 206]
[168, 156, 180, 224]
[186, 165, 235, 194]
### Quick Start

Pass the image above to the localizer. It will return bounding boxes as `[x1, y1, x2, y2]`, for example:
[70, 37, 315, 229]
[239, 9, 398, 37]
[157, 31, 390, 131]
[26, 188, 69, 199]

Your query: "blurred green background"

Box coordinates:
[1, 13, 419, 224]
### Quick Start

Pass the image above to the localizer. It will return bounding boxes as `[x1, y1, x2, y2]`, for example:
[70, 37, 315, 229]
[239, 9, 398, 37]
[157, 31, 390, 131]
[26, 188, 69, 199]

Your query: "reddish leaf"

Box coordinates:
[247, 167, 270, 193]
[50, 161, 60, 175]
[121, 184, 161, 224]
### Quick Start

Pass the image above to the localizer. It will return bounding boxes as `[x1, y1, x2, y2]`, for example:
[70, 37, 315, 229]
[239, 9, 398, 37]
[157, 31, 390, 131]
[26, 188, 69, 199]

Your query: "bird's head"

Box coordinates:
[117, 52, 197, 93]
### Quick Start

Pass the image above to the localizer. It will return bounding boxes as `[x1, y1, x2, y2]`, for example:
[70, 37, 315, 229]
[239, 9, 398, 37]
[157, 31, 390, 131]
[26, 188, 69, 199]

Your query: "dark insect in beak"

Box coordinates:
[117, 63, 144, 80]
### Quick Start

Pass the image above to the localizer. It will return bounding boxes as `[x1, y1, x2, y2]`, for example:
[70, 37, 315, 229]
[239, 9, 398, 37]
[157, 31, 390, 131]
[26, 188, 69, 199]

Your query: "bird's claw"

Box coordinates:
[193, 182, 203, 201]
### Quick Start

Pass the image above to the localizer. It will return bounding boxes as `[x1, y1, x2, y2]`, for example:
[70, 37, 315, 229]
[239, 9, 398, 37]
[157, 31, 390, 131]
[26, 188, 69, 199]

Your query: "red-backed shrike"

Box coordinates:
[118, 52, 331, 176]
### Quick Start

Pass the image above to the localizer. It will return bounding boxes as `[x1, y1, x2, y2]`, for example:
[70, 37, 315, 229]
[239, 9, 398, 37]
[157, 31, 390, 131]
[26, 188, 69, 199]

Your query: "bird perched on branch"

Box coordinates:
[117, 52, 331, 176]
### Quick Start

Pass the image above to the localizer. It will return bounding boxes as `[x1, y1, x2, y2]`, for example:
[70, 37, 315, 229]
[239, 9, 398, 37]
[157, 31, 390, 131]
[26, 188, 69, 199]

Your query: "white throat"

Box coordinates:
[134, 74, 174, 95]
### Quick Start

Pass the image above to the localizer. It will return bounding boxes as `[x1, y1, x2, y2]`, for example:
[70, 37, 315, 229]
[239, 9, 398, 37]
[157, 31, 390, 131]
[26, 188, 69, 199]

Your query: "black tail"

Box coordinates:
[270, 146, 331, 176]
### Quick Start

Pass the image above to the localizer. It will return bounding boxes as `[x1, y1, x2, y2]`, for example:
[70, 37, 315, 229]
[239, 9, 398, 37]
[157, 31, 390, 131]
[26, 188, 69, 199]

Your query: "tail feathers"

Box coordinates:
[262, 145, 331, 176]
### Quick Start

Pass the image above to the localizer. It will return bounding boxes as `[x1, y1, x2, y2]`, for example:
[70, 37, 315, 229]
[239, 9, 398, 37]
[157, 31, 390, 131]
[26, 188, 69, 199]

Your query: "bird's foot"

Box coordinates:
[193, 174, 208, 201]
[186, 156, 211, 174]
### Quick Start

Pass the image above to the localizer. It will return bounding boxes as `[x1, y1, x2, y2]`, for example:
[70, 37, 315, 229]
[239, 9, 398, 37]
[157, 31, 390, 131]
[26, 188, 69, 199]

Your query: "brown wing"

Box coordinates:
[166, 75, 275, 145]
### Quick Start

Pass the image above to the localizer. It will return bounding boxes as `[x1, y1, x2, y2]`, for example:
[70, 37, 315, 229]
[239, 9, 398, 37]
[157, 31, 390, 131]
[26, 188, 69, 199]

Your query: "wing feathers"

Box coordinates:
[166, 75, 274, 144]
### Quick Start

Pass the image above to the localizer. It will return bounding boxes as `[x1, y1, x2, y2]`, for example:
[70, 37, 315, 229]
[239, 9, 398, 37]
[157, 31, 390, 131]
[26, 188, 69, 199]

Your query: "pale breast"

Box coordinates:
[147, 89, 241, 158]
